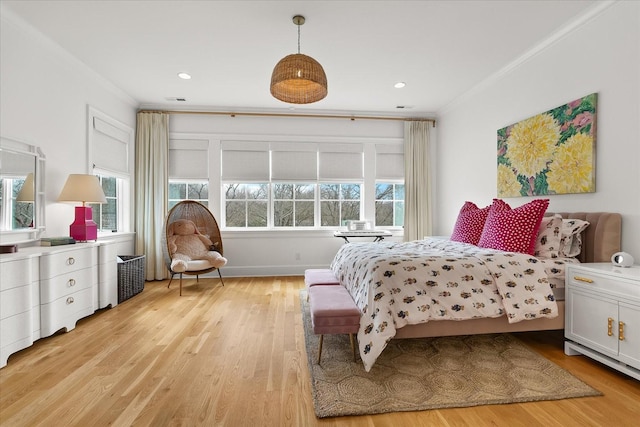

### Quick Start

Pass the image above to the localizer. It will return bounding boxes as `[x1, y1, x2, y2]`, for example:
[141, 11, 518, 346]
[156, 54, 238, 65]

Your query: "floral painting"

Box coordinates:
[497, 93, 596, 197]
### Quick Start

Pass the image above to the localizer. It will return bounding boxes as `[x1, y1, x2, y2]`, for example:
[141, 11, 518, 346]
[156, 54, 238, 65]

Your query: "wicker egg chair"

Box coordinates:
[162, 200, 225, 296]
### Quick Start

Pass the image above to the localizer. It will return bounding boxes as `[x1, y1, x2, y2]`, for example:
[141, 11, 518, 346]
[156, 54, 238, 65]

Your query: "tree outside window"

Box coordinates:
[273, 183, 315, 227]
[375, 183, 404, 227]
[169, 181, 209, 210]
[320, 183, 361, 227]
[224, 183, 268, 227]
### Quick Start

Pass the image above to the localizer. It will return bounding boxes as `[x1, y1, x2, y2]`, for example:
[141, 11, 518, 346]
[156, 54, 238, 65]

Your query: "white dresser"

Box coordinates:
[0, 254, 39, 368]
[39, 245, 98, 337]
[0, 233, 135, 367]
[565, 262, 640, 380]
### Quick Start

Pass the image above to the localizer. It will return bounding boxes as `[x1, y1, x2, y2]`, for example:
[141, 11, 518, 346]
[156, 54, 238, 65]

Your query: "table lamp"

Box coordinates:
[16, 173, 35, 202]
[58, 174, 106, 241]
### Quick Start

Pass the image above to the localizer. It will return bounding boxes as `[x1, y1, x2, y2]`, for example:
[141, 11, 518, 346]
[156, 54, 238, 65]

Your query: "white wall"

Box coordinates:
[169, 114, 405, 276]
[0, 9, 137, 239]
[435, 1, 640, 259]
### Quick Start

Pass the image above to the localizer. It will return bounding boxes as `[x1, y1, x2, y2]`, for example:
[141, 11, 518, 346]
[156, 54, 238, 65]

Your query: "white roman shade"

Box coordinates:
[375, 143, 404, 180]
[221, 141, 269, 181]
[319, 143, 363, 180]
[270, 142, 318, 180]
[91, 116, 130, 175]
[169, 139, 209, 179]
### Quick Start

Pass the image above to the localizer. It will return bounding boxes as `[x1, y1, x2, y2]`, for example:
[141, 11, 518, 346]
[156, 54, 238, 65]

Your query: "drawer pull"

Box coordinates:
[68, 278, 76, 287]
[66, 297, 74, 305]
[608, 317, 613, 336]
[67, 257, 75, 266]
[619, 322, 625, 341]
[573, 276, 593, 283]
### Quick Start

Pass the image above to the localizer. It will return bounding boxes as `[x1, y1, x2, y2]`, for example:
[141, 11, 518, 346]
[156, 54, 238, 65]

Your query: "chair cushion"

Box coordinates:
[184, 259, 216, 271]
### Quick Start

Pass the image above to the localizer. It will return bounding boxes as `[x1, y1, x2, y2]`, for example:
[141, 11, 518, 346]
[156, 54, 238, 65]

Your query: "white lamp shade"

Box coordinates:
[16, 173, 35, 202]
[58, 174, 107, 204]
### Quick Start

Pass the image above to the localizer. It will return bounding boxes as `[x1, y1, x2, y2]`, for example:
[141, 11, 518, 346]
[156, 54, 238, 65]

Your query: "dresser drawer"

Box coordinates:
[40, 287, 94, 336]
[40, 267, 96, 303]
[40, 246, 98, 278]
[1, 285, 31, 320]
[567, 267, 640, 298]
[1, 257, 36, 291]
[1, 310, 33, 349]
[1, 310, 33, 367]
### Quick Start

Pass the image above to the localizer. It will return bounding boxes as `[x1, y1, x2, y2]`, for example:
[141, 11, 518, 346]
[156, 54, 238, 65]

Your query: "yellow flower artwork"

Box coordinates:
[497, 93, 596, 197]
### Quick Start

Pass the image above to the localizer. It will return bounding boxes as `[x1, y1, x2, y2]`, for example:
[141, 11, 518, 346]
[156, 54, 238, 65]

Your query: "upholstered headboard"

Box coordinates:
[547, 212, 622, 263]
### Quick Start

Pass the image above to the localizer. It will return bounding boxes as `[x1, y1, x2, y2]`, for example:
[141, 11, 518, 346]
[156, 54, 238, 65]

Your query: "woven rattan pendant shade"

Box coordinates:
[270, 15, 327, 104]
[270, 54, 327, 104]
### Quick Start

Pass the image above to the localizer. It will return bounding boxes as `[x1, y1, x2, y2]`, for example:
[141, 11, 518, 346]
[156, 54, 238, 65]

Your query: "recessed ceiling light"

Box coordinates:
[394, 82, 406, 89]
[177, 72, 192, 80]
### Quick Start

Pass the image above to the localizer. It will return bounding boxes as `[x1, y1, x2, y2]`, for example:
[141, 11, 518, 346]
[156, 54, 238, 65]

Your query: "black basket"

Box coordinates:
[117, 255, 145, 303]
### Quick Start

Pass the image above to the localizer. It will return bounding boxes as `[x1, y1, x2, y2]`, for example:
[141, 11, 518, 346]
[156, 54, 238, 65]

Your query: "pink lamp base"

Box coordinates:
[69, 206, 98, 241]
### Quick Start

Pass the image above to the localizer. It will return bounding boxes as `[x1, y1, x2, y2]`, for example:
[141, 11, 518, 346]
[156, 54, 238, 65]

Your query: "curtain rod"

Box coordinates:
[138, 109, 436, 126]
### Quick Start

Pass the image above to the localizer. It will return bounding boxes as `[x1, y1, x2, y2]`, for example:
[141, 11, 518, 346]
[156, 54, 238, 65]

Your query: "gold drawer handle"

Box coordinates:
[608, 317, 613, 336]
[619, 322, 625, 341]
[573, 276, 593, 283]
[67, 257, 75, 266]
[66, 297, 74, 305]
[68, 278, 76, 287]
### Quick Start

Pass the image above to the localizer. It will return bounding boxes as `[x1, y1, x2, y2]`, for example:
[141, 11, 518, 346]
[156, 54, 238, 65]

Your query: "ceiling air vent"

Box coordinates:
[165, 97, 187, 102]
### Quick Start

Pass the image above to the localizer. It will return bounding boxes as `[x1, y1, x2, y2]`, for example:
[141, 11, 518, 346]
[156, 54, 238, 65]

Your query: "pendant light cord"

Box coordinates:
[297, 23, 301, 54]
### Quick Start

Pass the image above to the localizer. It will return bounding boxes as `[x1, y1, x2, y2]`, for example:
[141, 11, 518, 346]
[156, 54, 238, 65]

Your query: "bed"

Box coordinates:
[330, 211, 621, 372]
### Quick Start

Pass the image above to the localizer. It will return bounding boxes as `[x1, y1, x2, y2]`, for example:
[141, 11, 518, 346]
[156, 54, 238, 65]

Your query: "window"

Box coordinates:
[320, 183, 361, 227]
[375, 183, 404, 227]
[169, 180, 209, 210]
[89, 173, 128, 232]
[89, 175, 117, 231]
[88, 106, 133, 233]
[224, 183, 268, 227]
[273, 183, 315, 227]
[218, 140, 405, 230]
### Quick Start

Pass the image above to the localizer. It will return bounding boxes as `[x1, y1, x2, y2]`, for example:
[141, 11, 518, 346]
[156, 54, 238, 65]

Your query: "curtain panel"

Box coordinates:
[403, 121, 433, 241]
[135, 112, 170, 280]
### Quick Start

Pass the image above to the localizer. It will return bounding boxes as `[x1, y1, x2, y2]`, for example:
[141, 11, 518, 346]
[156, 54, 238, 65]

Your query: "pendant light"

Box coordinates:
[270, 15, 328, 104]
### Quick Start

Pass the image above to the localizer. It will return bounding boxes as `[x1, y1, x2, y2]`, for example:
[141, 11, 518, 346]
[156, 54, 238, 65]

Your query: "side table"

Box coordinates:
[564, 262, 640, 380]
[333, 230, 393, 243]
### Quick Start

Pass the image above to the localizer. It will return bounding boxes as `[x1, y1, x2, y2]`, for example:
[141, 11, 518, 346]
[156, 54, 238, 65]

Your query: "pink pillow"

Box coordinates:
[478, 198, 550, 255]
[450, 202, 491, 245]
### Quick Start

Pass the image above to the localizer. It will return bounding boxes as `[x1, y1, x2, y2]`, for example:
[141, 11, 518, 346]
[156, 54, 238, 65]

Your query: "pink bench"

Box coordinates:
[308, 285, 360, 364]
[304, 268, 340, 289]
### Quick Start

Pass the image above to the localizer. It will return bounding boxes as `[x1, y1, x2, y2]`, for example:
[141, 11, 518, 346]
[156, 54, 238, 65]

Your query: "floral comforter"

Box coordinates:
[330, 238, 558, 372]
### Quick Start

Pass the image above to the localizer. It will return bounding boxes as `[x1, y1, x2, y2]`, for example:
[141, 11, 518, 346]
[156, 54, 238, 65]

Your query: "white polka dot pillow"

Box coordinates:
[450, 201, 491, 245]
[534, 214, 563, 258]
[478, 198, 550, 255]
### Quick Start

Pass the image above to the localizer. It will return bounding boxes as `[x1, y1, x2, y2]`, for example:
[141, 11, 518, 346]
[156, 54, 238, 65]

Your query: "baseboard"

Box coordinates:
[194, 264, 330, 278]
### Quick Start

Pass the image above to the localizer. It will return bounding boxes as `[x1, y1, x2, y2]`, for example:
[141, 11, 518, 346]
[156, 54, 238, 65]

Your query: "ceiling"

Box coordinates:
[2, 0, 603, 117]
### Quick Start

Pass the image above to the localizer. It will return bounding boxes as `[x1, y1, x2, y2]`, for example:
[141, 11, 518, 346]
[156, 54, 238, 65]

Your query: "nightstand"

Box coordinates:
[565, 262, 640, 380]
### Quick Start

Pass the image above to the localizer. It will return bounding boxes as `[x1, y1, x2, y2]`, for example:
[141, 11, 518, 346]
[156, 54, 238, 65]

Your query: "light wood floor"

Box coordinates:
[1, 276, 639, 426]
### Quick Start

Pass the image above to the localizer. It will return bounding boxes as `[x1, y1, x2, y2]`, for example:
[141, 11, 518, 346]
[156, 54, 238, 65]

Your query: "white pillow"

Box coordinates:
[534, 214, 563, 259]
[559, 219, 590, 258]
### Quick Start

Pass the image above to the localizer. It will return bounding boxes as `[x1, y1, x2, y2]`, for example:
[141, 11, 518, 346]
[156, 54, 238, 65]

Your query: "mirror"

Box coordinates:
[0, 136, 45, 244]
